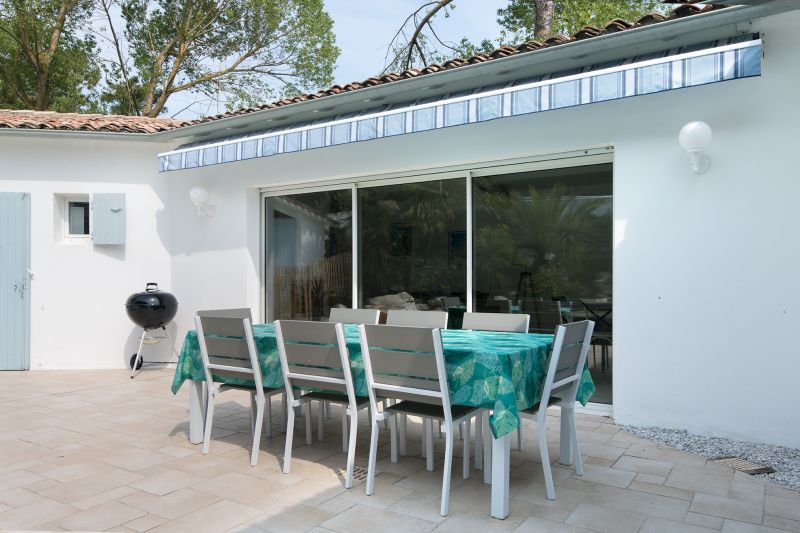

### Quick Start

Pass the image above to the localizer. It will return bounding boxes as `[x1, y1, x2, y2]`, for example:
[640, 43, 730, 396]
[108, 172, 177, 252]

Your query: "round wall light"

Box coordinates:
[679, 121, 713, 174]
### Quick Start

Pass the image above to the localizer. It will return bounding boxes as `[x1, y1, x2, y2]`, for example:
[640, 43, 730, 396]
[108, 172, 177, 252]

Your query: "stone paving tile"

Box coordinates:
[691, 493, 764, 524]
[721, 520, 790, 532]
[58, 500, 146, 531]
[586, 484, 690, 521]
[0, 369, 798, 532]
[613, 455, 674, 477]
[565, 502, 646, 533]
[766, 496, 800, 522]
[684, 511, 724, 529]
[640, 516, 718, 532]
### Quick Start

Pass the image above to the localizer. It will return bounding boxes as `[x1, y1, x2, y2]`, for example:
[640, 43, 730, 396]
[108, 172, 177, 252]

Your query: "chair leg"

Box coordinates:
[425, 419, 434, 471]
[325, 400, 332, 419]
[341, 409, 348, 454]
[389, 413, 398, 463]
[265, 395, 272, 438]
[282, 404, 296, 474]
[318, 401, 325, 441]
[538, 414, 555, 500]
[304, 402, 312, 446]
[202, 390, 215, 455]
[280, 393, 287, 434]
[463, 418, 470, 479]
[366, 417, 380, 496]
[251, 396, 264, 466]
[570, 408, 583, 476]
[344, 405, 358, 489]
[517, 425, 523, 451]
[421, 419, 427, 459]
[441, 425, 454, 516]
[474, 412, 483, 470]
[398, 413, 407, 456]
[250, 392, 257, 436]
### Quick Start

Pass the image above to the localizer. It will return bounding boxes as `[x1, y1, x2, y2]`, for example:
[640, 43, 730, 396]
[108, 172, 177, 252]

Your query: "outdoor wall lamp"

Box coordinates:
[189, 186, 215, 217]
[679, 121, 712, 174]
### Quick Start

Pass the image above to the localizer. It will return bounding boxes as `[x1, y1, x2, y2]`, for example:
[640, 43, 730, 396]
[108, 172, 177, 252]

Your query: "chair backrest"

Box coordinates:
[194, 312, 263, 398]
[439, 296, 462, 308]
[329, 308, 381, 324]
[529, 300, 562, 333]
[359, 324, 451, 417]
[197, 308, 253, 320]
[274, 320, 356, 405]
[477, 298, 513, 314]
[540, 320, 594, 409]
[461, 312, 530, 333]
[386, 309, 448, 328]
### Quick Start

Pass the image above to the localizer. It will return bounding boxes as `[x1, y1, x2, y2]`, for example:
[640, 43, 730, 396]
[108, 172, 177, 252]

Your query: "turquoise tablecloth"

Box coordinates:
[171, 324, 595, 438]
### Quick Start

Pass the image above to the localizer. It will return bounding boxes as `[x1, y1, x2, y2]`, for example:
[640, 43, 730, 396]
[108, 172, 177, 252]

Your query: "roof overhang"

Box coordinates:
[0, 1, 794, 144]
[156, 2, 794, 145]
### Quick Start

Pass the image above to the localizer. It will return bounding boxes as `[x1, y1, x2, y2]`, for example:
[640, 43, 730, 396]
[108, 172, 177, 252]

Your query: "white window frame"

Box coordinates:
[54, 193, 91, 244]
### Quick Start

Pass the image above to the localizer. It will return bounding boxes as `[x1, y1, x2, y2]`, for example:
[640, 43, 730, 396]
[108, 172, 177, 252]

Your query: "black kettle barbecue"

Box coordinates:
[125, 283, 178, 378]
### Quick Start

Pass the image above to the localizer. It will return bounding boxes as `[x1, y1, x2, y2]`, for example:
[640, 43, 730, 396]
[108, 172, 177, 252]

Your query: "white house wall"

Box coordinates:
[0, 137, 174, 369]
[166, 11, 800, 447]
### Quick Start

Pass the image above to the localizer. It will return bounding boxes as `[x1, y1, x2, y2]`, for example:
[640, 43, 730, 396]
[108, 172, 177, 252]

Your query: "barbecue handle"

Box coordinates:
[146, 282, 159, 292]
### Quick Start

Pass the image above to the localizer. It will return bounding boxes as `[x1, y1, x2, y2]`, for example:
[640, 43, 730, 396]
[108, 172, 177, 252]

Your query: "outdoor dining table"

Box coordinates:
[171, 323, 595, 519]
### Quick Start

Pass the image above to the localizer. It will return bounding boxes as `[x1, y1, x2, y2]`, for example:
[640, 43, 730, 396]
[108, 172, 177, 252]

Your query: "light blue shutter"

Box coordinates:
[0, 192, 31, 370]
[92, 193, 125, 245]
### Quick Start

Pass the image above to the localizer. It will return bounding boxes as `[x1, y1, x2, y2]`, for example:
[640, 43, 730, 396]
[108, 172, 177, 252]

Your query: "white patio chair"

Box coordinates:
[461, 312, 530, 333]
[520, 320, 594, 500]
[195, 311, 284, 466]
[385, 309, 449, 456]
[460, 312, 531, 465]
[386, 309, 448, 328]
[329, 308, 381, 325]
[274, 320, 369, 489]
[360, 324, 479, 516]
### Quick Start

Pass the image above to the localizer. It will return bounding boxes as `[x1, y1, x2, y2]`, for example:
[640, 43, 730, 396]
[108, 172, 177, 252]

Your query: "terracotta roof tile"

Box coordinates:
[0, 3, 729, 133]
[0, 109, 188, 133]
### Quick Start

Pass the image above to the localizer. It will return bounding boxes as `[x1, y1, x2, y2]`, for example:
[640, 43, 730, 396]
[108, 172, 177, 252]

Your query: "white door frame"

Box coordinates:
[259, 147, 615, 410]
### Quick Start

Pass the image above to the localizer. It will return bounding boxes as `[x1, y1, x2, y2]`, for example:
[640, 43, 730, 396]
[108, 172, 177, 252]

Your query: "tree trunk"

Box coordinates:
[35, 70, 50, 110]
[534, 0, 555, 40]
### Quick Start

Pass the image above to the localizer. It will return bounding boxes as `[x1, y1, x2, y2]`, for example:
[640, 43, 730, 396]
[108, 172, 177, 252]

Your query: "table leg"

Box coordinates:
[490, 432, 510, 519]
[188, 380, 206, 445]
[482, 413, 492, 484]
[559, 403, 574, 465]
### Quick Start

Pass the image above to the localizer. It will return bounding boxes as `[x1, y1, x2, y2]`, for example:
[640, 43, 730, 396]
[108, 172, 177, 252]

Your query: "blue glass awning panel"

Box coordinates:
[159, 35, 761, 172]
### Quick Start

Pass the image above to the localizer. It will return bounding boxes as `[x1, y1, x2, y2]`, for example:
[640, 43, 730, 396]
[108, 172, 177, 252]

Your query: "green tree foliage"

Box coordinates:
[497, 0, 667, 42]
[386, 0, 669, 73]
[0, 0, 338, 116]
[109, 0, 339, 117]
[0, 0, 100, 112]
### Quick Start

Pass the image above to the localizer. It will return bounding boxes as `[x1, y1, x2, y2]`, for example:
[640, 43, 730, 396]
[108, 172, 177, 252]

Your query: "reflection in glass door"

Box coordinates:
[266, 189, 352, 321]
[358, 178, 467, 317]
[472, 163, 613, 403]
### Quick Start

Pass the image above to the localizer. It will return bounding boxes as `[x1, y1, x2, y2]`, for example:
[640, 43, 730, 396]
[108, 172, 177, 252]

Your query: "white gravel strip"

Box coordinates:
[624, 426, 800, 492]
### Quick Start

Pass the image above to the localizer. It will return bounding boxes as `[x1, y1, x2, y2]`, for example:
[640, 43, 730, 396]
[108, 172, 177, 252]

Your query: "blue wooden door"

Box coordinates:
[0, 193, 31, 370]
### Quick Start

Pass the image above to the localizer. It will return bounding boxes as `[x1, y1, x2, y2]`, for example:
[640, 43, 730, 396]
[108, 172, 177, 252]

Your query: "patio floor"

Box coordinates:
[0, 369, 798, 532]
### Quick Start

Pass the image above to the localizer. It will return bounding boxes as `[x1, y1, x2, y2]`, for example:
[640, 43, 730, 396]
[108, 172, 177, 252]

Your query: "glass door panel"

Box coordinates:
[358, 178, 467, 319]
[472, 163, 613, 403]
[266, 189, 352, 321]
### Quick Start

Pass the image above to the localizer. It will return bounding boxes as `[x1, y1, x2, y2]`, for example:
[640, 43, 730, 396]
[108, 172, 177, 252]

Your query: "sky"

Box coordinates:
[168, 1, 507, 118]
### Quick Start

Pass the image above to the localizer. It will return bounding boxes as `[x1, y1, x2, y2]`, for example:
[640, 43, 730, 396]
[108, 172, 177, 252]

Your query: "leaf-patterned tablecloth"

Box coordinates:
[171, 324, 595, 438]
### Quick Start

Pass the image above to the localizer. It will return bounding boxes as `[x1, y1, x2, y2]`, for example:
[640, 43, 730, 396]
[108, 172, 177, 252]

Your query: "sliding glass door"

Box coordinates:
[263, 156, 613, 404]
[265, 189, 352, 321]
[472, 163, 613, 403]
[358, 178, 467, 315]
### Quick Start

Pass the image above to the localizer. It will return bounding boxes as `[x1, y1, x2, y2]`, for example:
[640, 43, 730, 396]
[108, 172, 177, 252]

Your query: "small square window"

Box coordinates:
[55, 193, 91, 243]
[68, 201, 90, 235]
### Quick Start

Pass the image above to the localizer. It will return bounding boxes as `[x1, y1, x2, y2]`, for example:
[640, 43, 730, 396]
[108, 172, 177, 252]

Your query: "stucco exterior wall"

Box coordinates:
[165, 11, 800, 447]
[0, 10, 796, 447]
[0, 137, 174, 369]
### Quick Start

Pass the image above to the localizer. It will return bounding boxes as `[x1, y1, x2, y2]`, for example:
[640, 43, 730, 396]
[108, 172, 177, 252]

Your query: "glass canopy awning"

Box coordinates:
[158, 35, 761, 173]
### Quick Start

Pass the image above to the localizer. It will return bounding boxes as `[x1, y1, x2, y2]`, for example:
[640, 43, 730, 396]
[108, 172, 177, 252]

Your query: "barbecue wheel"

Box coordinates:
[130, 354, 143, 371]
